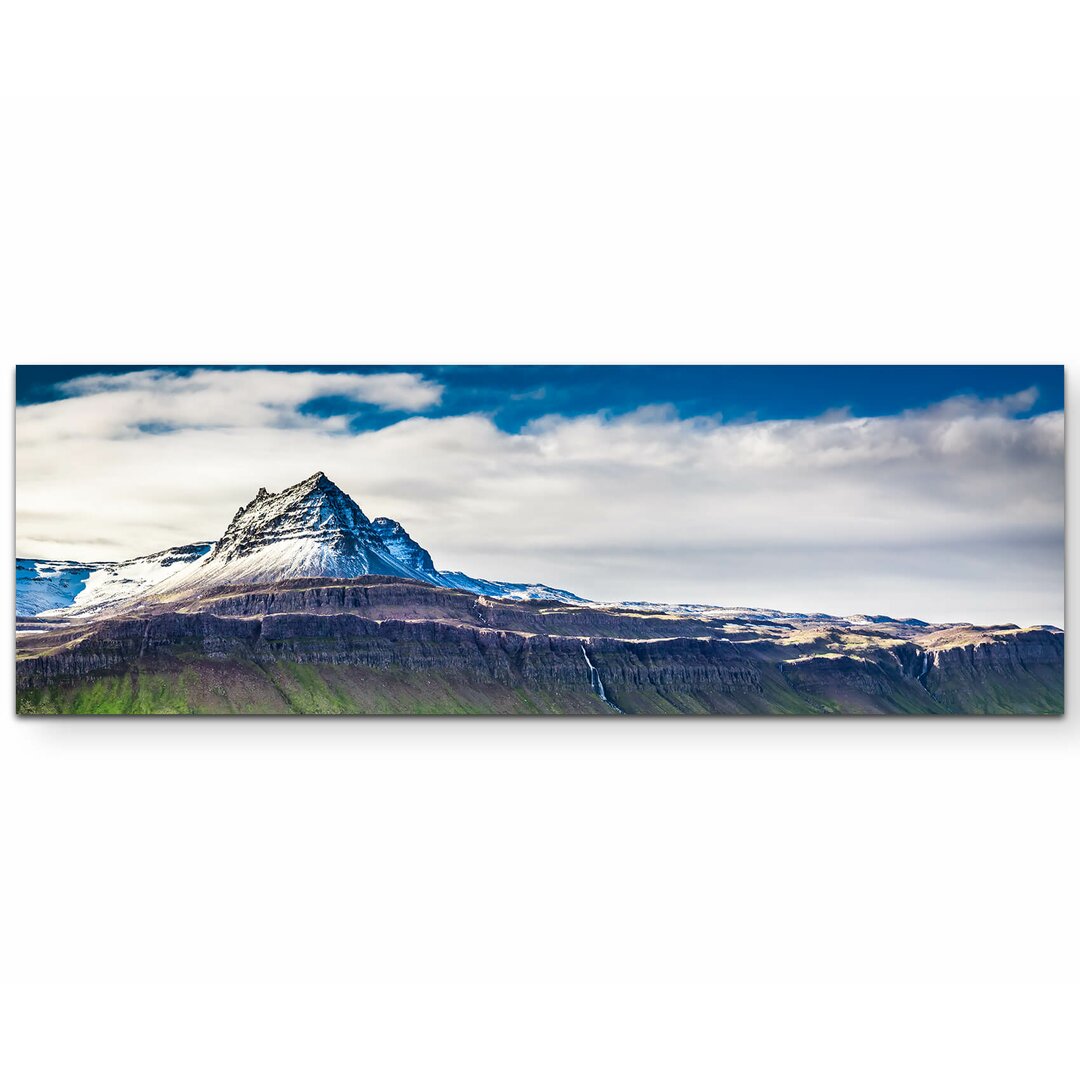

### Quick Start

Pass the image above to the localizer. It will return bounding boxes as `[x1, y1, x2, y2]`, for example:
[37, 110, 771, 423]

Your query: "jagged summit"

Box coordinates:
[292, 470, 337, 495]
[211, 472, 375, 565]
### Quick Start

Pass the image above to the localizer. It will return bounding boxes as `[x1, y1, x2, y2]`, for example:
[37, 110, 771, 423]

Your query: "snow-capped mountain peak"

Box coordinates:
[18, 471, 590, 617]
[370, 516, 437, 575]
[174, 473, 429, 587]
[209, 471, 377, 565]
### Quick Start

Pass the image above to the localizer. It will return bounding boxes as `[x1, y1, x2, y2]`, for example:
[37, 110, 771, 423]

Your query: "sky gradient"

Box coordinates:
[15, 364, 1065, 627]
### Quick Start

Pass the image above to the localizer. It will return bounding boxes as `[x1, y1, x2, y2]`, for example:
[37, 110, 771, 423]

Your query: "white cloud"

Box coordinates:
[14, 372, 1065, 627]
[18, 368, 444, 445]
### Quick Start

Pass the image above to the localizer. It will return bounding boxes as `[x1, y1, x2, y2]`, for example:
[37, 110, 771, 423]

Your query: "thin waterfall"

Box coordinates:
[581, 643, 621, 712]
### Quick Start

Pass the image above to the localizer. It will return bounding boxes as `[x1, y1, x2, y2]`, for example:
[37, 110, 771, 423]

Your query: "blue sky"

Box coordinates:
[15, 364, 1065, 626]
[15, 363, 1064, 431]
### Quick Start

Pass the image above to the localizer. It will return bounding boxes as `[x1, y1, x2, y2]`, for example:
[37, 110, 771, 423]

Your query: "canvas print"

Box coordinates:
[15, 365, 1064, 715]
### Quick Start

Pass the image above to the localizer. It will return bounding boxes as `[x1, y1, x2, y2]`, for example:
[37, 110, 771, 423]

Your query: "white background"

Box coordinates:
[1, 3, 1077, 1077]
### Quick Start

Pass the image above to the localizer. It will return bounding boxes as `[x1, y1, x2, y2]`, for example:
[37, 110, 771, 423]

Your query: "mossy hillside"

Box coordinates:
[16, 659, 617, 716]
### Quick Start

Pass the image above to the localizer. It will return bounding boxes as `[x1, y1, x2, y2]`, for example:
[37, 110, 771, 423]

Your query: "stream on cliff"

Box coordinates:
[581, 644, 622, 713]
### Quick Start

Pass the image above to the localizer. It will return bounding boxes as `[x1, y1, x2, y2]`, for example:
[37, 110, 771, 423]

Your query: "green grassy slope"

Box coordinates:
[16, 659, 619, 716]
[17, 652, 1063, 716]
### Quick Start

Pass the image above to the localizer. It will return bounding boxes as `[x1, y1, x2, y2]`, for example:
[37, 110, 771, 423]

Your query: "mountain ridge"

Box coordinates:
[16, 574, 1065, 715]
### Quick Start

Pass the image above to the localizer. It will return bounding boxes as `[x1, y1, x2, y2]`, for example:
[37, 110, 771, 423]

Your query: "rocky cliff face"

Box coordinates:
[16, 577, 1064, 715]
[922, 631, 1065, 712]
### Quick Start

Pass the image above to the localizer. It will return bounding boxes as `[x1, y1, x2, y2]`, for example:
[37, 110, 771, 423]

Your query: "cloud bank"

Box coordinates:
[15, 368, 1064, 627]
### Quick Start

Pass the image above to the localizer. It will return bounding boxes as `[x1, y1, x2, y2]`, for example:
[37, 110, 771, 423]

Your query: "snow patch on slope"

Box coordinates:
[434, 570, 590, 605]
[33, 544, 213, 617]
[16, 559, 107, 616]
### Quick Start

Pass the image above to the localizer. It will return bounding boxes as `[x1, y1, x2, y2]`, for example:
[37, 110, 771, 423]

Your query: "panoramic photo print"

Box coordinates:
[15, 364, 1064, 715]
